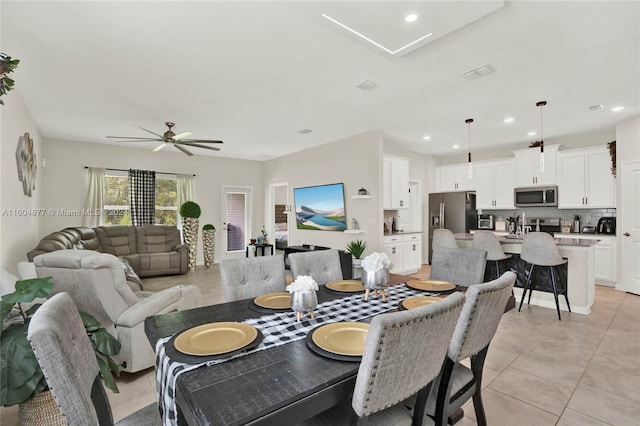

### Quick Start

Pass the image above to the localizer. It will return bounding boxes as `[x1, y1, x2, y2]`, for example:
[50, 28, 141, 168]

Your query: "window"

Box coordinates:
[103, 172, 177, 225]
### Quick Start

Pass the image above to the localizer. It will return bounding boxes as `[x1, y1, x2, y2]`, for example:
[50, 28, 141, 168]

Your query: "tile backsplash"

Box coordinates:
[479, 207, 616, 225]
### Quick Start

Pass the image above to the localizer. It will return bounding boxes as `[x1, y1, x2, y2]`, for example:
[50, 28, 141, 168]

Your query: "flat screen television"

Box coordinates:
[293, 182, 346, 231]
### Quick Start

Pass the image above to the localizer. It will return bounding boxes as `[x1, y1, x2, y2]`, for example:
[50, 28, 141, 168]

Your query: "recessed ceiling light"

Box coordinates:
[452, 144, 460, 149]
[611, 106, 625, 112]
[354, 79, 376, 90]
[405, 14, 418, 23]
[422, 135, 431, 141]
[527, 131, 537, 136]
[504, 117, 515, 123]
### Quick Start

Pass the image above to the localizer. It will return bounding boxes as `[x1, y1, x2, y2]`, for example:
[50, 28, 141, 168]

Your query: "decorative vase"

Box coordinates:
[182, 217, 199, 271]
[352, 258, 363, 279]
[291, 290, 318, 322]
[19, 390, 65, 426]
[361, 267, 390, 302]
[202, 228, 216, 267]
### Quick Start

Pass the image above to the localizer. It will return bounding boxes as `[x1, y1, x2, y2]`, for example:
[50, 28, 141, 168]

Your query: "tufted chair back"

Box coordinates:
[430, 247, 487, 288]
[219, 255, 287, 302]
[289, 249, 343, 286]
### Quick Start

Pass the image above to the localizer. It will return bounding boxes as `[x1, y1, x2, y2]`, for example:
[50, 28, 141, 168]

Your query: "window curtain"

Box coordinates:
[176, 174, 194, 228]
[82, 167, 105, 227]
[128, 169, 156, 225]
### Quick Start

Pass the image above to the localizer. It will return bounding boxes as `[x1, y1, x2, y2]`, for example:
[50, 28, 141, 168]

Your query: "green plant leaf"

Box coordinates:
[90, 329, 121, 356]
[96, 355, 119, 393]
[1, 277, 53, 305]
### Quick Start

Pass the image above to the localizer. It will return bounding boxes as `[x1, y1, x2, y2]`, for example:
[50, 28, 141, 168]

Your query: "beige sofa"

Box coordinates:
[28, 225, 188, 277]
[34, 250, 201, 373]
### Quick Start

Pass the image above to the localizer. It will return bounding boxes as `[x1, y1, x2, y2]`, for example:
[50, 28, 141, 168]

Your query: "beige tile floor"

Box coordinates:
[2, 264, 639, 425]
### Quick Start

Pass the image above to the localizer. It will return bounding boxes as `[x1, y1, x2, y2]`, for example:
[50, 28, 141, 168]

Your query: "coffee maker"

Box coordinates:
[597, 217, 616, 234]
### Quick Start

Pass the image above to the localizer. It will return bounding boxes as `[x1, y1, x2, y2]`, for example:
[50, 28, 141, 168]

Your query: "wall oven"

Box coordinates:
[514, 186, 558, 207]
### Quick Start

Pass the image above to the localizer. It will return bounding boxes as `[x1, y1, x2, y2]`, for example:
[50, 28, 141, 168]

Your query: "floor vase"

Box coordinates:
[182, 217, 199, 270]
[203, 229, 216, 267]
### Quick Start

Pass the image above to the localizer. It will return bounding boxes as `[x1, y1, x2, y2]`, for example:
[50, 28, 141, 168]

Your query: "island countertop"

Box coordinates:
[454, 233, 600, 247]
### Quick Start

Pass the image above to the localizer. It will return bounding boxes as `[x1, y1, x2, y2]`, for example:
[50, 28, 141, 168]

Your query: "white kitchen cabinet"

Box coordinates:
[384, 233, 422, 274]
[475, 159, 515, 210]
[557, 147, 615, 208]
[566, 234, 617, 285]
[436, 163, 475, 192]
[383, 155, 410, 209]
[513, 145, 559, 187]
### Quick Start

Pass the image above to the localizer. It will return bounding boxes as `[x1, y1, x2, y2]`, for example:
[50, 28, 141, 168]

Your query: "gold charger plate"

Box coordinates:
[174, 322, 258, 356]
[325, 280, 365, 293]
[311, 322, 370, 356]
[254, 292, 291, 309]
[402, 296, 442, 310]
[406, 279, 456, 292]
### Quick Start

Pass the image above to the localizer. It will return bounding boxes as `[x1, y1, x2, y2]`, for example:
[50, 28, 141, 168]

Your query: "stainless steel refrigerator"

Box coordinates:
[428, 192, 477, 262]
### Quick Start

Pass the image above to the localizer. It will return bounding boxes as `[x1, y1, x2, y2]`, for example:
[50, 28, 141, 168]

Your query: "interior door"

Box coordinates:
[618, 160, 640, 295]
[222, 186, 252, 258]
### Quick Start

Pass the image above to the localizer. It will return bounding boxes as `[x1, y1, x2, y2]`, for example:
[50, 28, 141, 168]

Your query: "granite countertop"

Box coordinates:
[454, 233, 600, 247]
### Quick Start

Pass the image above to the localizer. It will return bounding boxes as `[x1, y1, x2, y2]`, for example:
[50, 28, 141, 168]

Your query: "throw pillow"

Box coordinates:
[119, 257, 143, 292]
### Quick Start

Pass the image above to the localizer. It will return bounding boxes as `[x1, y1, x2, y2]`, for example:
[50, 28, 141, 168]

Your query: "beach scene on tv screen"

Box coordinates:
[294, 183, 346, 231]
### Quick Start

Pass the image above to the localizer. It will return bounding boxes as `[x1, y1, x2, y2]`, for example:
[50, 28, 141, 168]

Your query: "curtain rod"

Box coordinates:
[84, 166, 195, 177]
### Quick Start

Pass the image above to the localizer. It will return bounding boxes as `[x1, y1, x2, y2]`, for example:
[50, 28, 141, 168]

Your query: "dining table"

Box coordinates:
[144, 273, 452, 426]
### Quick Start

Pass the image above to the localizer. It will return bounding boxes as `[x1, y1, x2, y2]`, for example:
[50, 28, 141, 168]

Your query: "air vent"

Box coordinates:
[297, 129, 312, 134]
[462, 64, 495, 80]
[588, 104, 604, 111]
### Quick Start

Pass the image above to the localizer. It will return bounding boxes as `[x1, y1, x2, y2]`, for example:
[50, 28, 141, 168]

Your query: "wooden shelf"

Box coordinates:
[351, 195, 372, 199]
[344, 230, 365, 234]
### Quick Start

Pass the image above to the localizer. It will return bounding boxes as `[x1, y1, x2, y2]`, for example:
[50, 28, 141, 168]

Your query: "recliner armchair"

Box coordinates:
[34, 249, 201, 373]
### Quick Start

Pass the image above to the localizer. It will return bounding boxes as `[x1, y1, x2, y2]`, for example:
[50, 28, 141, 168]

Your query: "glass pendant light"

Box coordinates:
[466, 118, 473, 178]
[536, 101, 547, 172]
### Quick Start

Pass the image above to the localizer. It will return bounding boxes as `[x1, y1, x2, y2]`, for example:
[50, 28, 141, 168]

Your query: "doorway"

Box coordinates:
[268, 182, 289, 252]
[618, 159, 640, 295]
[222, 186, 252, 257]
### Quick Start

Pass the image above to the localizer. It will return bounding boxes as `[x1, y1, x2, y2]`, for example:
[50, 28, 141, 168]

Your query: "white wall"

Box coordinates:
[264, 130, 384, 253]
[1, 89, 45, 274]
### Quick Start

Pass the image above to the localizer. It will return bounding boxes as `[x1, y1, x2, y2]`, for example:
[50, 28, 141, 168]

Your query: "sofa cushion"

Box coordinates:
[136, 225, 181, 254]
[95, 225, 137, 256]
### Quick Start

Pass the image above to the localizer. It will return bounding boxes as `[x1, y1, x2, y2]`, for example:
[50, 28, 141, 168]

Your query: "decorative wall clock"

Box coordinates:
[15, 132, 36, 197]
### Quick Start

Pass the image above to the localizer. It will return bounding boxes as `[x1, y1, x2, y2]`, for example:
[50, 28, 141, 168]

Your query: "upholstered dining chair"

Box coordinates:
[289, 249, 343, 286]
[301, 292, 466, 426]
[219, 255, 287, 302]
[430, 247, 487, 287]
[424, 271, 516, 426]
[472, 231, 512, 281]
[518, 232, 570, 320]
[432, 229, 458, 250]
[27, 292, 160, 425]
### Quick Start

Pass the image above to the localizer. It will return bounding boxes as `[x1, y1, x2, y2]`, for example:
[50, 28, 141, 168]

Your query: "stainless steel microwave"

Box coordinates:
[514, 186, 558, 207]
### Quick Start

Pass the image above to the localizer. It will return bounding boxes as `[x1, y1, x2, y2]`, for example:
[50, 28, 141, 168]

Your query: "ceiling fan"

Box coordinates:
[106, 122, 223, 156]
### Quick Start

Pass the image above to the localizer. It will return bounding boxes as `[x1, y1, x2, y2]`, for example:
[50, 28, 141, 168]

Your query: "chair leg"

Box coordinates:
[412, 382, 433, 426]
[470, 347, 489, 426]
[434, 358, 456, 426]
[495, 260, 501, 281]
[518, 264, 534, 312]
[550, 266, 562, 321]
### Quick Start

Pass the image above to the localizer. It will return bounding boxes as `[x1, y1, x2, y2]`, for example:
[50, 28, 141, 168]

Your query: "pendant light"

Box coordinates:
[536, 101, 547, 171]
[466, 118, 473, 178]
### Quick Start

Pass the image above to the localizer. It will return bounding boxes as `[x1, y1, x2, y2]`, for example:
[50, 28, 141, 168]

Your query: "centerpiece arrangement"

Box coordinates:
[286, 275, 318, 322]
[361, 252, 391, 302]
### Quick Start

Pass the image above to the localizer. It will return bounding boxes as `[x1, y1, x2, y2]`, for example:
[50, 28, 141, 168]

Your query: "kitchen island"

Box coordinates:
[455, 233, 599, 315]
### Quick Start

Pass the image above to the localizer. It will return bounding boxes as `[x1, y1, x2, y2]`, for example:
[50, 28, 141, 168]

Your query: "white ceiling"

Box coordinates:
[2, 1, 638, 161]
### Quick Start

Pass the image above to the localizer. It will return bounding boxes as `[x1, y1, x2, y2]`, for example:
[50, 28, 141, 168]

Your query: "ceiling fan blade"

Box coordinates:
[113, 139, 163, 143]
[174, 144, 194, 156]
[179, 142, 221, 151]
[179, 139, 224, 144]
[106, 136, 161, 140]
[153, 142, 167, 152]
[134, 125, 164, 138]
[173, 131, 192, 141]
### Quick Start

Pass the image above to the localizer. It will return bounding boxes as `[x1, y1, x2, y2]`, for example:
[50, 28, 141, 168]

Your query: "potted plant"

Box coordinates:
[202, 224, 216, 267]
[180, 201, 201, 270]
[1, 276, 121, 422]
[346, 239, 367, 279]
[0, 52, 19, 105]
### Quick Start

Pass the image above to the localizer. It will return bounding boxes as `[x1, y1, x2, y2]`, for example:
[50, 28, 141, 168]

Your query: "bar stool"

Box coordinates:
[432, 228, 458, 250]
[518, 232, 570, 320]
[472, 230, 512, 281]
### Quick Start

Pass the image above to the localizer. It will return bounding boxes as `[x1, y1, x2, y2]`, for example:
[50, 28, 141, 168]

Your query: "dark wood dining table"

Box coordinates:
[144, 273, 414, 426]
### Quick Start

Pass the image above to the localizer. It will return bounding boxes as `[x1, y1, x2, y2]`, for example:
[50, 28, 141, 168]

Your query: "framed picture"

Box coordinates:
[15, 132, 37, 197]
[293, 183, 346, 231]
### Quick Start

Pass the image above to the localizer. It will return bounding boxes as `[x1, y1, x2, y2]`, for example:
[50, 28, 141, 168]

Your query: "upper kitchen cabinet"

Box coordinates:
[557, 146, 615, 208]
[436, 163, 475, 192]
[383, 155, 410, 209]
[513, 145, 559, 187]
[475, 158, 515, 210]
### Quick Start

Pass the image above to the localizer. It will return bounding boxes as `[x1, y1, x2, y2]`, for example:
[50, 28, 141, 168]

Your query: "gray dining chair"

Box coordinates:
[289, 249, 343, 286]
[27, 292, 160, 426]
[518, 232, 570, 320]
[301, 292, 466, 426]
[425, 271, 516, 426]
[472, 231, 512, 281]
[430, 247, 487, 287]
[219, 255, 287, 302]
[432, 229, 458, 250]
